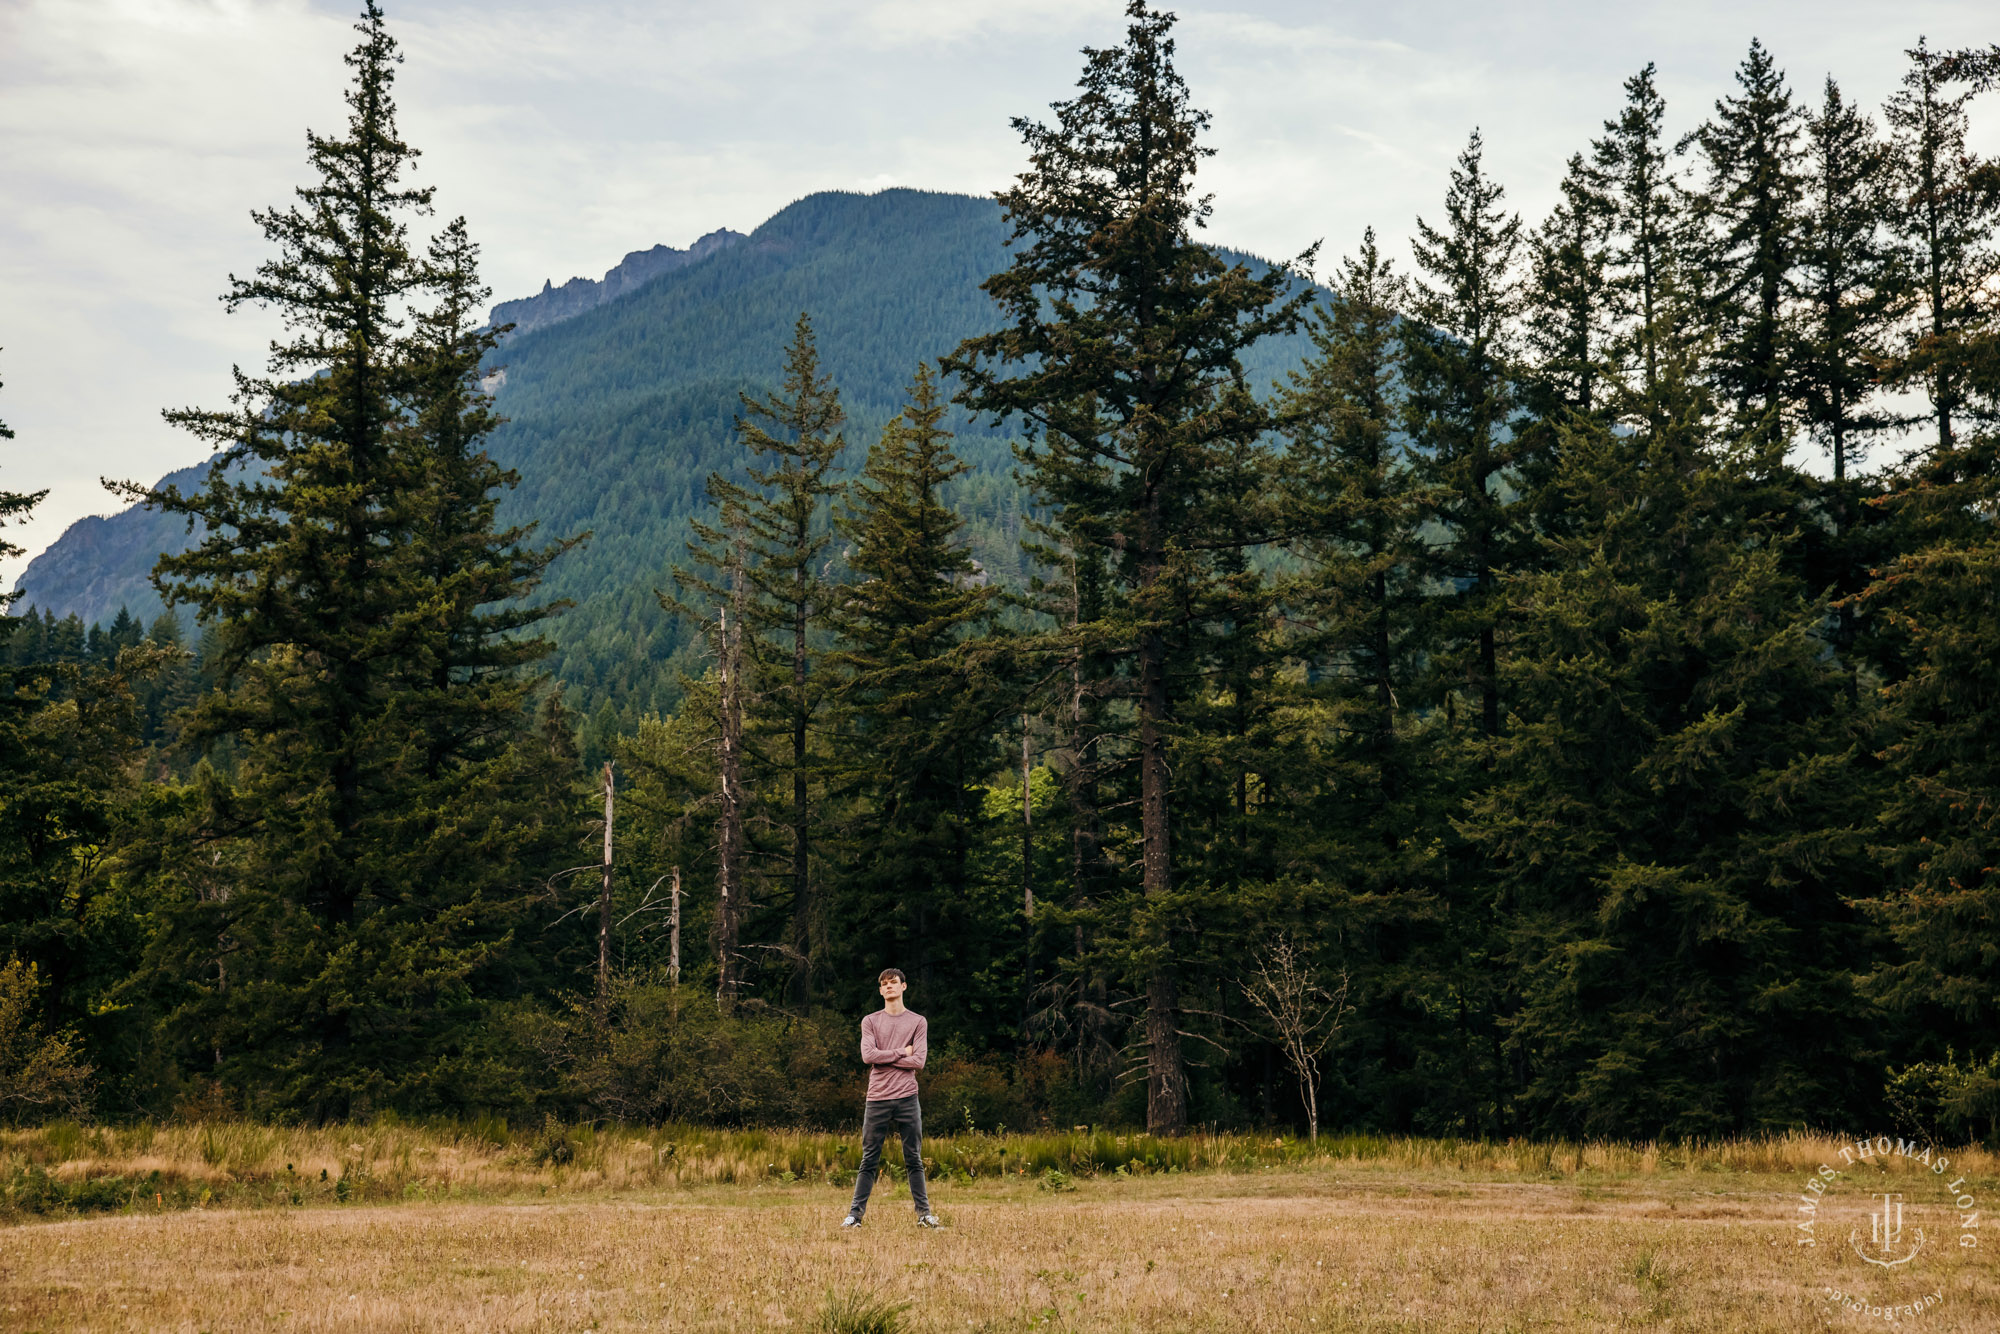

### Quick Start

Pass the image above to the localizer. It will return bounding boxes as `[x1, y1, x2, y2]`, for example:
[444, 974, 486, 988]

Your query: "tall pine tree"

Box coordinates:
[1522, 155, 1617, 421]
[1684, 39, 1807, 448]
[946, 1, 1312, 1132]
[1859, 44, 2000, 1057]
[116, 4, 572, 1115]
[1404, 128, 1524, 740]
[1884, 39, 2000, 454]
[828, 365, 1001, 1023]
[1279, 230, 1428, 817]
[1272, 232, 1451, 1132]
[1794, 78, 1906, 483]
[1591, 63, 1683, 418]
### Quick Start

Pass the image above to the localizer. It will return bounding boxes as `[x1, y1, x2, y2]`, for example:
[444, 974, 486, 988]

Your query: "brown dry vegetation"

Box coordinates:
[1, 1127, 1994, 1331]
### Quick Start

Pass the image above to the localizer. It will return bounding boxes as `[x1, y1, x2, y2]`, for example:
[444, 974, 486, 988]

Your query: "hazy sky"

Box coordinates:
[4, 0, 1997, 588]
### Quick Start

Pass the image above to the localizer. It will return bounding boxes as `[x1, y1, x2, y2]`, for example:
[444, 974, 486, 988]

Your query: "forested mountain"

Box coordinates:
[10, 461, 206, 631]
[16, 187, 1315, 734]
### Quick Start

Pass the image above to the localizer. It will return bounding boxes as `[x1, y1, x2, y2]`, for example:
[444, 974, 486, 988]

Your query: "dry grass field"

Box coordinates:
[2, 1125, 1994, 1332]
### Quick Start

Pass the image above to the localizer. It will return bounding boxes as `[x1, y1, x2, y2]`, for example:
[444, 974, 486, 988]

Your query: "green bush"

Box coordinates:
[923, 1054, 1028, 1133]
[3, 1165, 131, 1216]
[517, 983, 856, 1128]
[0, 960, 94, 1121]
[1886, 1050, 2000, 1147]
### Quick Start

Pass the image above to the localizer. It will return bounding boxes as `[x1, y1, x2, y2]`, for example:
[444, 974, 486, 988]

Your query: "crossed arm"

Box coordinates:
[860, 1022, 927, 1070]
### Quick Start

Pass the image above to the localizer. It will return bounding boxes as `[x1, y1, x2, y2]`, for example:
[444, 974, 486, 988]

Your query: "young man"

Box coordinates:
[842, 968, 939, 1228]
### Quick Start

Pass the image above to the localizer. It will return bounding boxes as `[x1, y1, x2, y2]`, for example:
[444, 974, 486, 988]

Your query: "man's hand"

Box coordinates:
[902, 1043, 915, 1056]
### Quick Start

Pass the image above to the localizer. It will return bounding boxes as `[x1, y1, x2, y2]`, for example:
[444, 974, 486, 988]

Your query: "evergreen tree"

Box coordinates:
[1684, 39, 1807, 446]
[133, 611, 201, 754]
[1518, 153, 1618, 553]
[400, 216, 579, 776]
[114, 4, 572, 1115]
[1859, 39, 2000, 1047]
[1273, 231, 1451, 1132]
[1591, 63, 1683, 415]
[1404, 128, 1524, 740]
[946, 0, 1312, 1132]
[1522, 156, 1617, 421]
[1787, 78, 1909, 692]
[1884, 39, 2000, 453]
[1794, 78, 1906, 483]
[828, 365, 1002, 1021]
[669, 314, 846, 1008]
[1278, 230, 1427, 805]
[1466, 324, 1879, 1136]
[1859, 457, 2000, 1055]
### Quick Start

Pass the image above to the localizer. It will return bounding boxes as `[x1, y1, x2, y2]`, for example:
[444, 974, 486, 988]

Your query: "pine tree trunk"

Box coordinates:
[1923, 185, 1954, 453]
[1479, 621, 1500, 739]
[1138, 534, 1186, 1135]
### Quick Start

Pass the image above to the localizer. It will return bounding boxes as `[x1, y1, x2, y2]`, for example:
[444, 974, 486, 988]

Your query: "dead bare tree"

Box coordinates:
[1239, 935, 1351, 1142]
[597, 760, 614, 1015]
[668, 866, 682, 986]
[713, 538, 748, 1011]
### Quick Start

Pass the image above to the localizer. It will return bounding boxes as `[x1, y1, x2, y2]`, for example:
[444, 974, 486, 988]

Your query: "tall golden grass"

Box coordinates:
[4, 1118, 1993, 1219]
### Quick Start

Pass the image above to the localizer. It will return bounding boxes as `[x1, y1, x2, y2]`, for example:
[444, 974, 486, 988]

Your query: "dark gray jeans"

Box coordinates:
[846, 1095, 930, 1218]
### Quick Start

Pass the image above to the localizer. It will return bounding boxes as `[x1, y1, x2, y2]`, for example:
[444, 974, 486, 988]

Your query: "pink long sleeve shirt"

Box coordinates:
[859, 1008, 927, 1101]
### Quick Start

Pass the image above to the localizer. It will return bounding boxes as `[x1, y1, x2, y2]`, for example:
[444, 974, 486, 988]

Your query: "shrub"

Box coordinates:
[0, 959, 93, 1122]
[532, 1113, 576, 1166]
[521, 981, 857, 1128]
[924, 1055, 1028, 1133]
[2, 1165, 129, 1216]
[1886, 1050, 2000, 1147]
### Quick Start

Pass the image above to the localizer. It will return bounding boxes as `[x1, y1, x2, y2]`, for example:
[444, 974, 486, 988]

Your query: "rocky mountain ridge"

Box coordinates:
[490, 228, 744, 336]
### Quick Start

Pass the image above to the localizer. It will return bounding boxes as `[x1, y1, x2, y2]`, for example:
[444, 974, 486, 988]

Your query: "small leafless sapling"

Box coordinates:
[1239, 935, 1351, 1142]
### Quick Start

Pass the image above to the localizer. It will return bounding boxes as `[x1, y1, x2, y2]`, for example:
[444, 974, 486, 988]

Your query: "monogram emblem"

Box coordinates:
[1849, 1192, 1926, 1268]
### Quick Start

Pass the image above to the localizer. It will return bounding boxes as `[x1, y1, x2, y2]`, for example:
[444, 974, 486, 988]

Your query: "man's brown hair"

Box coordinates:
[878, 968, 906, 984]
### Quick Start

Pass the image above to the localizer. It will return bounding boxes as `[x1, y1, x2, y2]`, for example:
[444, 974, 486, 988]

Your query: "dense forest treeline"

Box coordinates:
[4, 2, 2000, 1145]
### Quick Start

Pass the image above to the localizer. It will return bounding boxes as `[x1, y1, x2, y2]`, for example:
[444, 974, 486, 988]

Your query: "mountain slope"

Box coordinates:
[18, 188, 1321, 719]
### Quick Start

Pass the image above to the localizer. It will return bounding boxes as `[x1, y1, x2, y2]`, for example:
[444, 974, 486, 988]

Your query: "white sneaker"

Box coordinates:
[916, 1214, 941, 1228]
[841, 1214, 862, 1228]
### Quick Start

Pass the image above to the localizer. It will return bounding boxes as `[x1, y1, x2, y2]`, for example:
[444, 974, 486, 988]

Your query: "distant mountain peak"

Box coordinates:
[490, 228, 745, 338]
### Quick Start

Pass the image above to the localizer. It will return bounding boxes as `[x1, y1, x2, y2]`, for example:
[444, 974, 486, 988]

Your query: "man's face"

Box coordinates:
[879, 975, 907, 1003]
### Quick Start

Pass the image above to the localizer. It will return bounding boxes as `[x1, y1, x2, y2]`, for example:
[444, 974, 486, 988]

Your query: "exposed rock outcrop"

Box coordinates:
[490, 229, 744, 337]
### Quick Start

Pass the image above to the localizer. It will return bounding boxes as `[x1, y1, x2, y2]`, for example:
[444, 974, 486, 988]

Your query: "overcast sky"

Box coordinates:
[3, 0, 1997, 588]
